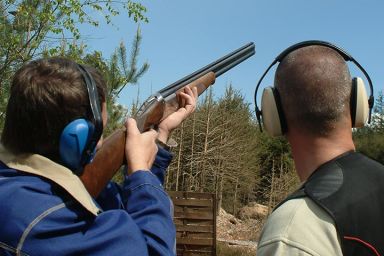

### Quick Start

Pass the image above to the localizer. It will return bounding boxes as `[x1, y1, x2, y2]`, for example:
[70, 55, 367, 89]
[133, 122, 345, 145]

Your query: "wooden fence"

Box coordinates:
[168, 191, 217, 256]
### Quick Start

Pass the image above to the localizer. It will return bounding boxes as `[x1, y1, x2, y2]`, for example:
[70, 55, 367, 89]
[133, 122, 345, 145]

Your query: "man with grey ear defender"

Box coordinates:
[254, 41, 383, 255]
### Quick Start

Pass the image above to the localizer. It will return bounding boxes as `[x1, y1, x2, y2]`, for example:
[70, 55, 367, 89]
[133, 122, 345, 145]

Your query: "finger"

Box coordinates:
[125, 118, 140, 136]
[179, 89, 194, 104]
[192, 86, 198, 99]
[176, 91, 187, 108]
[184, 86, 193, 96]
[179, 92, 196, 113]
[178, 91, 194, 104]
[185, 86, 198, 103]
[184, 86, 198, 100]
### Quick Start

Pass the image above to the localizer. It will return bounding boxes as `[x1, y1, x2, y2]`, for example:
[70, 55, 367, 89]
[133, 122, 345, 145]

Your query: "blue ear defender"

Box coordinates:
[59, 64, 103, 174]
[59, 119, 96, 171]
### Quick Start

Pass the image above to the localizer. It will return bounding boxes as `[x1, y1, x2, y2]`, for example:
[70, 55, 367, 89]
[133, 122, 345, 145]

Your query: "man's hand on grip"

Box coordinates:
[125, 118, 158, 175]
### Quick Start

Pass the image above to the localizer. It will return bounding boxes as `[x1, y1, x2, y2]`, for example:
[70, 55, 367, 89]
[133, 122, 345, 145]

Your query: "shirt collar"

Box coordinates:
[0, 144, 100, 216]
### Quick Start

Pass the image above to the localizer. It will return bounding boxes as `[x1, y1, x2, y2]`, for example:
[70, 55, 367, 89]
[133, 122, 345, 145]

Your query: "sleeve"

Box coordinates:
[121, 170, 176, 255]
[256, 198, 343, 256]
[96, 145, 173, 209]
[150, 145, 173, 185]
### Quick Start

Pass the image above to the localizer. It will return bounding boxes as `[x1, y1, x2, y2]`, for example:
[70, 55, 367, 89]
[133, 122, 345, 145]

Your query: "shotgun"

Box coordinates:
[80, 42, 255, 197]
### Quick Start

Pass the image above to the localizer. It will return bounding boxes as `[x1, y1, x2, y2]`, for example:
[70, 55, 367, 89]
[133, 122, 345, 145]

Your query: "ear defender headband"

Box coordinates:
[59, 64, 103, 174]
[254, 40, 375, 137]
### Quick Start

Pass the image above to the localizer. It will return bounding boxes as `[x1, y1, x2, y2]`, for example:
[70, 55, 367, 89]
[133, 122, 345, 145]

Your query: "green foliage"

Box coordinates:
[373, 91, 384, 132]
[109, 28, 149, 99]
[353, 90, 384, 164]
[354, 132, 384, 163]
[0, 0, 147, 129]
[80, 28, 149, 136]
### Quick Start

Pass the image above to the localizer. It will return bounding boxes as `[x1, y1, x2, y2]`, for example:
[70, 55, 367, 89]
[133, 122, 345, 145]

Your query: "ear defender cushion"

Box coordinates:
[351, 77, 369, 128]
[261, 87, 285, 137]
[59, 119, 95, 171]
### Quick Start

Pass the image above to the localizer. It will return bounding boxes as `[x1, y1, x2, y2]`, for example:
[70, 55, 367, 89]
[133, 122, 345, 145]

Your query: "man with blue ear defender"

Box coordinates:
[255, 41, 384, 255]
[0, 57, 198, 255]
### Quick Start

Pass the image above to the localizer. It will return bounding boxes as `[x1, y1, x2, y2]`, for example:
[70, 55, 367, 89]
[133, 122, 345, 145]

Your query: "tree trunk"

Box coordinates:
[233, 178, 239, 214]
[200, 93, 212, 192]
[217, 174, 224, 212]
[175, 122, 184, 191]
[186, 113, 196, 191]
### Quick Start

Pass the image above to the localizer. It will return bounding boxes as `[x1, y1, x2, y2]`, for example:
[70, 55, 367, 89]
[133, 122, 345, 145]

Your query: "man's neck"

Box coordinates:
[287, 128, 355, 182]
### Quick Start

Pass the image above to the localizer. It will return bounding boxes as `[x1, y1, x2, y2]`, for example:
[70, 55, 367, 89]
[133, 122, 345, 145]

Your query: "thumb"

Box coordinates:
[125, 118, 140, 136]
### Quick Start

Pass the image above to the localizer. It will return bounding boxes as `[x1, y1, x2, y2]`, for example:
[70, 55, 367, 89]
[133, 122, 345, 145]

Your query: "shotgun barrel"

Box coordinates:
[159, 42, 255, 98]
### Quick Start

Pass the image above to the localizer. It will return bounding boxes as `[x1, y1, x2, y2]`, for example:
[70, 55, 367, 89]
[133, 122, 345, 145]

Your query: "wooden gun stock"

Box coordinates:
[80, 129, 126, 197]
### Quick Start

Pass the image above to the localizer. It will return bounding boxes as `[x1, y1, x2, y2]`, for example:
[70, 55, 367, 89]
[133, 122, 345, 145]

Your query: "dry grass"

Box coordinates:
[217, 242, 256, 256]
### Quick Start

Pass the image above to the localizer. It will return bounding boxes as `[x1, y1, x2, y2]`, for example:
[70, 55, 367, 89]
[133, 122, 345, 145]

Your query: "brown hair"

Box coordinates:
[1, 57, 106, 161]
[274, 45, 352, 136]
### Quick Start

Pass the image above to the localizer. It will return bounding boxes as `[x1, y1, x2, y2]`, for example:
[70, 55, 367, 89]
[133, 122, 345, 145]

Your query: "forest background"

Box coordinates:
[1, 0, 383, 217]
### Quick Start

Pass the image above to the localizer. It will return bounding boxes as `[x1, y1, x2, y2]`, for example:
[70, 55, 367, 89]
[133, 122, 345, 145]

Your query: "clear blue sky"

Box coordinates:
[81, 0, 383, 110]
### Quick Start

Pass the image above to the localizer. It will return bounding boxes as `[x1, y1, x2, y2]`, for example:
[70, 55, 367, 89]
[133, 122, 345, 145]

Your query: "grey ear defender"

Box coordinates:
[260, 87, 286, 137]
[351, 77, 369, 128]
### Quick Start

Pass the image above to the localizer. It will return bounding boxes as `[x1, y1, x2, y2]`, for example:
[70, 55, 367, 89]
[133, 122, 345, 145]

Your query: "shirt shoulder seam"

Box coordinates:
[258, 236, 319, 256]
[275, 198, 308, 236]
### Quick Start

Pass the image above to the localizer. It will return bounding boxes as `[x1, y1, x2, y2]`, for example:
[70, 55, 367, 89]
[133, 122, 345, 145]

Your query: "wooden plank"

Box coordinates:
[174, 204, 212, 209]
[177, 250, 213, 256]
[177, 251, 212, 256]
[177, 249, 212, 254]
[212, 194, 217, 256]
[176, 244, 213, 251]
[169, 191, 216, 255]
[174, 205, 213, 213]
[177, 238, 213, 246]
[174, 211, 213, 220]
[172, 199, 212, 207]
[176, 243, 213, 255]
[174, 219, 213, 226]
[175, 224, 213, 233]
[177, 232, 213, 239]
[169, 191, 215, 200]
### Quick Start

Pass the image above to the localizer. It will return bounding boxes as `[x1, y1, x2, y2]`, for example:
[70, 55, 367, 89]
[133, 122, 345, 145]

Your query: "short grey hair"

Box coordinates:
[274, 45, 351, 136]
